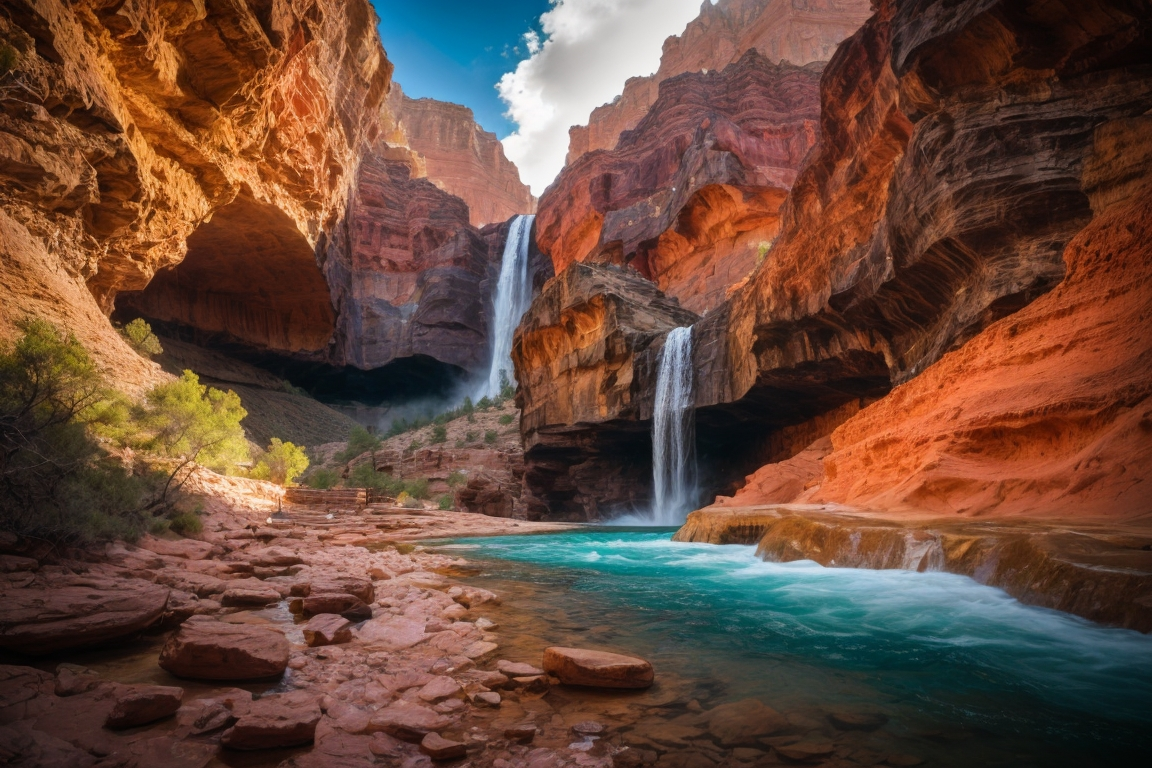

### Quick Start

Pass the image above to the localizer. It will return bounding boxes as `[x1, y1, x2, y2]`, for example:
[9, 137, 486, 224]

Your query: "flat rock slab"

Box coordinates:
[300, 593, 372, 620]
[369, 700, 452, 742]
[159, 616, 289, 681]
[137, 537, 215, 560]
[356, 617, 427, 651]
[542, 646, 654, 689]
[420, 732, 467, 761]
[828, 711, 888, 731]
[221, 690, 320, 750]
[0, 580, 169, 655]
[220, 588, 280, 607]
[302, 614, 353, 647]
[247, 547, 305, 567]
[105, 684, 184, 729]
[706, 699, 788, 746]
[496, 660, 543, 677]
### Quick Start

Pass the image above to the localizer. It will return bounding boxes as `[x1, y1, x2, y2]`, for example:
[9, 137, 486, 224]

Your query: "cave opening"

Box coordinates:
[113, 193, 467, 413]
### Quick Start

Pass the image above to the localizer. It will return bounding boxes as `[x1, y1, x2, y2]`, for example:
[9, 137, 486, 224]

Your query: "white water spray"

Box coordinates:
[651, 325, 697, 525]
[481, 214, 536, 399]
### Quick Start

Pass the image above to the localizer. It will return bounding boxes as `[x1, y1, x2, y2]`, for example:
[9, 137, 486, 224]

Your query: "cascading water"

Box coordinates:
[480, 214, 536, 400]
[651, 325, 697, 525]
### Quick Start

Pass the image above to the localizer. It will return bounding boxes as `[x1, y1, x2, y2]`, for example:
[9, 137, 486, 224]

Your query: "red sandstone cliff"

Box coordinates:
[566, 0, 871, 163]
[538, 51, 822, 314]
[0, 0, 390, 390]
[517, 0, 1152, 521]
[388, 84, 535, 228]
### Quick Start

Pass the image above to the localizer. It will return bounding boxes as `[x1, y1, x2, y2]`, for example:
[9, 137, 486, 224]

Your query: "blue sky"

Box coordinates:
[372, 0, 550, 137]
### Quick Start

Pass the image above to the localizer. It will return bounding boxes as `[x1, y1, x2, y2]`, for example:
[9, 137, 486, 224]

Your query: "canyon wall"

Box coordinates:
[566, 0, 871, 163]
[518, 0, 1152, 520]
[0, 0, 392, 390]
[388, 84, 535, 228]
[0, 0, 542, 402]
[538, 51, 822, 315]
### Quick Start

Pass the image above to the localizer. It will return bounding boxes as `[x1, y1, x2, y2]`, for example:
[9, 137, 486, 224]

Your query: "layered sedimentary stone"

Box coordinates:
[513, 263, 699, 519]
[521, 0, 1152, 521]
[540, 51, 822, 314]
[567, 0, 872, 161]
[0, 579, 169, 656]
[542, 647, 654, 689]
[0, 0, 390, 389]
[158, 617, 289, 681]
[389, 83, 536, 227]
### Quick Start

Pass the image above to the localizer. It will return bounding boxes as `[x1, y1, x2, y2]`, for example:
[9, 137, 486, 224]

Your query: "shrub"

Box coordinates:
[484, 430, 498, 445]
[431, 425, 447, 444]
[461, 397, 474, 415]
[499, 370, 516, 401]
[305, 468, 340, 490]
[454, 440, 466, 448]
[407, 438, 423, 453]
[498, 414, 514, 426]
[136, 370, 249, 494]
[346, 463, 403, 495]
[335, 426, 380, 463]
[168, 510, 203, 536]
[120, 318, 163, 358]
[402, 495, 423, 509]
[252, 438, 309, 486]
[0, 42, 20, 77]
[465, 431, 478, 443]
[0, 319, 160, 543]
[477, 396, 492, 411]
[438, 494, 454, 510]
[403, 477, 430, 500]
[447, 471, 466, 488]
[467, 412, 476, 423]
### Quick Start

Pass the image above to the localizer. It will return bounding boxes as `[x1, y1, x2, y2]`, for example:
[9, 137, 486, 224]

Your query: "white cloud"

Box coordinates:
[498, 0, 711, 195]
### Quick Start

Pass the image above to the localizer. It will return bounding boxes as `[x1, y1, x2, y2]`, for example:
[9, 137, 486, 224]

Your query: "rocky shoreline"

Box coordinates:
[674, 505, 1152, 633]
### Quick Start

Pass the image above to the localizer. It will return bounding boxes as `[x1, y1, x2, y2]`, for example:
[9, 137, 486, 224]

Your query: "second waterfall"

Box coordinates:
[651, 326, 698, 525]
[481, 214, 536, 399]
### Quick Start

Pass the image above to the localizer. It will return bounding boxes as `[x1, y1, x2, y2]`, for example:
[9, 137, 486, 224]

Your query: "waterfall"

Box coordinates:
[481, 214, 536, 399]
[651, 325, 697, 525]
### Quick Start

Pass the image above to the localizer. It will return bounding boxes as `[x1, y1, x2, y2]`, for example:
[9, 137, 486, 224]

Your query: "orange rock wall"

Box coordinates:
[389, 84, 535, 228]
[566, 0, 871, 162]
[0, 0, 390, 387]
[538, 52, 822, 314]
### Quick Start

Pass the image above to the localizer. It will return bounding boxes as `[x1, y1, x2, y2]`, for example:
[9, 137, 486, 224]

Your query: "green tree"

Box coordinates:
[498, 414, 514, 425]
[120, 318, 163, 357]
[484, 430, 498, 445]
[137, 370, 248, 497]
[0, 320, 158, 542]
[252, 438, 309, 486]
[335, 425, 380, 463]
[305, 468, 340, 489]
[431, 424, 448, 444]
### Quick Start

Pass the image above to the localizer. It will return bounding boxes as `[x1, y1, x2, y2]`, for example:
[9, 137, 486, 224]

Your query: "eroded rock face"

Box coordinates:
[323, 161, 548, 375]
[389, 84, 536, 227]
[567, 0, 872, 162]
[513, 263, 699, 519]
[539, 51, 822, 314]
[521, 0, 1152, 521]
[0, 0, 389, 389]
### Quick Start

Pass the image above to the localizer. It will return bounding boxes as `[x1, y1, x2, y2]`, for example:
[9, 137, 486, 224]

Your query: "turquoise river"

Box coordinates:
[435, 529, 1152, 767]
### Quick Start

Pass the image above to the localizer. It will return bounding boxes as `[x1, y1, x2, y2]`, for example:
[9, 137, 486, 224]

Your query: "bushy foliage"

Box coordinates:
[447, 470, 466, 488]
[305, 468, 340, 490]
[397, 491, 422, 509]
[465, 431, 478, 443]
[498, 414, 514, 426]
[431, 424, 447, 444]
[120, 318, 163, 357]
[0, 320, 160, 543]
[335, 426, 380, 463]
[346, 463, 403, 495]
[168, 509, 203, 536]
[0, 42, 20, 77]
[484, 430, 498, 445]
[251, 438, 309, 486]
[404, 477, 430, 500]
[499, 370, 516, 401]
[407, 438, 423, 453]
[438, 494, 454, 511]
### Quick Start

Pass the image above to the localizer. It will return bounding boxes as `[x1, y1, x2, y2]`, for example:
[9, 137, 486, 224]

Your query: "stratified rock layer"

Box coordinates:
[520, 0, 1152, 521]
[567, 0, 871, 161]
[389, 84, 535, 227]
[0, 0, 389, 389]
[674, 506, 1152, 632]
[539, 52, 822, 314]
[513, 263, 698, 519]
